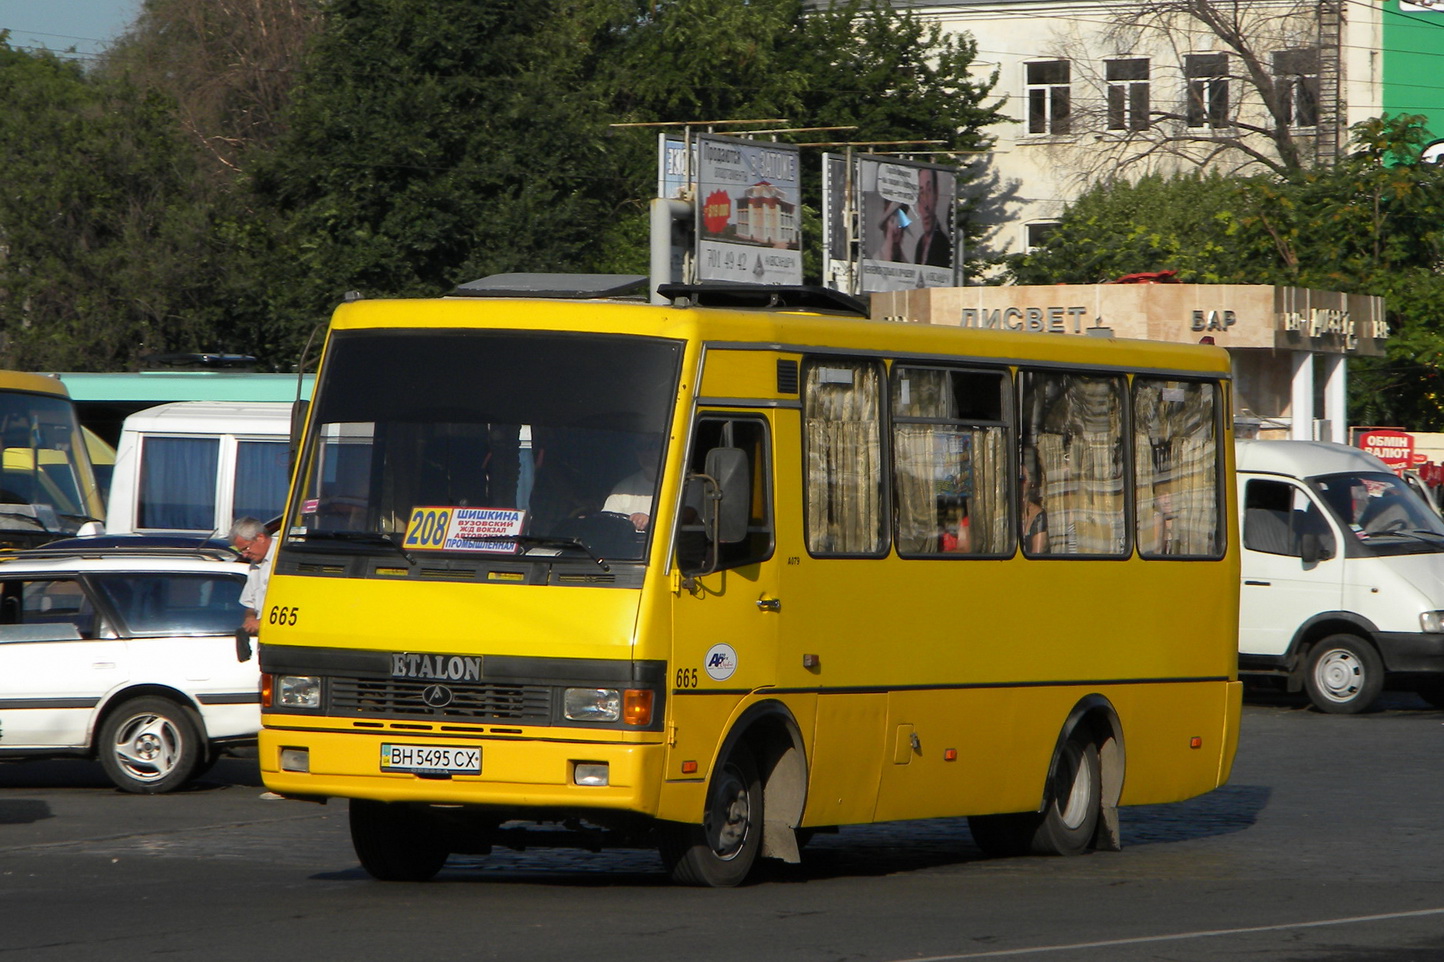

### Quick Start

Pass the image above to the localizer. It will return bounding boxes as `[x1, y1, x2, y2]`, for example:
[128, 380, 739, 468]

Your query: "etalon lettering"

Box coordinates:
[391, 652, 482, 681]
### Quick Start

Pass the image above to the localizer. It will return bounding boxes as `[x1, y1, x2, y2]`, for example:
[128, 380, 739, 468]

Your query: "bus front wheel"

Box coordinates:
[968, 731, 1100, 858]
[350, 799, 449, 881]
[658, 743, 763, 887]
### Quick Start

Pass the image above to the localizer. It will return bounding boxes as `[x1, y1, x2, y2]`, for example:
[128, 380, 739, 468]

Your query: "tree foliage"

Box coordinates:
[0, 40, 245, 369]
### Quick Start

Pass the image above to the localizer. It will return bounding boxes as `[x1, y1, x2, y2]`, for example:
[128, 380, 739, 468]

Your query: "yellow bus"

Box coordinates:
[258, 276, 1241, 886]
[0, 370, 106, 548]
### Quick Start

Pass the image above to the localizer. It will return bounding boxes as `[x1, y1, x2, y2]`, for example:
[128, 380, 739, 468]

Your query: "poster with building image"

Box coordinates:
[858, 156, 958, 292]
[695, 134, 803, 285]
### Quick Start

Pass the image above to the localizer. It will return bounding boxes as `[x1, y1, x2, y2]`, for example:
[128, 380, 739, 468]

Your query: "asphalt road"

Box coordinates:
[3, 691, 1443, 961]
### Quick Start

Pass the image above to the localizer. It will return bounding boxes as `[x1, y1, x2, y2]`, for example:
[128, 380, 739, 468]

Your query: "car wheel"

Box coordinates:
[1304, 634, 1383, 714]
[97, 696, 205, 794]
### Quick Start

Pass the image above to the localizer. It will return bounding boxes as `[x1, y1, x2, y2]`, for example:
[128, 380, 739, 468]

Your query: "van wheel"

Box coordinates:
[1304, 634, 1383, 713]
[350, 799, 449, 881]
[97, 696, 205, 794]
[968, 731, 1100, 858]
[658, 743, 762, 887]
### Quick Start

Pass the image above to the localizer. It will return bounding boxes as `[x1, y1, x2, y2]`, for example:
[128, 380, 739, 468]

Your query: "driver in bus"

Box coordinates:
[603, 435, 661, 531]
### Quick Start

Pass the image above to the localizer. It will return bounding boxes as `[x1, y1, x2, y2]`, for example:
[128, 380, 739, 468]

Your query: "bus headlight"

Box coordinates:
[564, 688, 622, 722]
[276, 675, 321, 708]
[1421, 611, 1444, 633]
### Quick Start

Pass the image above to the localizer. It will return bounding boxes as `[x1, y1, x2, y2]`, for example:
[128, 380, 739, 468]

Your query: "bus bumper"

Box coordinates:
[258, 724, 666, 812]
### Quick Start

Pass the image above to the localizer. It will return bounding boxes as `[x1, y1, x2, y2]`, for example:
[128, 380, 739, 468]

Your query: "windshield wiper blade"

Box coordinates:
[299, 530, 415, 565]
[509, 534, 610, 572]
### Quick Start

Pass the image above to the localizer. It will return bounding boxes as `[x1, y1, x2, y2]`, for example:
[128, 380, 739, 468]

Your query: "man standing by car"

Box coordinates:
[229, 517, 274, 637]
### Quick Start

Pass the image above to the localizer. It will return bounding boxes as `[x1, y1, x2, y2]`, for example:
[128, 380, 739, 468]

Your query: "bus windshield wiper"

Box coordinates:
[299, 530, 415, 565]
[510, 535, 610, 572]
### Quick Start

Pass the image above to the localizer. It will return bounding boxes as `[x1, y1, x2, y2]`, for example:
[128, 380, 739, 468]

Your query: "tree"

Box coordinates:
[0, 40, 243, 370]
[100, 0, 322, 184]
[250, 0, 1006, 343]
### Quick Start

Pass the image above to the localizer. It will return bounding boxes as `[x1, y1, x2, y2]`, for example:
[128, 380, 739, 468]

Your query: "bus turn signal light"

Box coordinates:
[624, 689, 654, 726]
[1190, 736, 1203, 749]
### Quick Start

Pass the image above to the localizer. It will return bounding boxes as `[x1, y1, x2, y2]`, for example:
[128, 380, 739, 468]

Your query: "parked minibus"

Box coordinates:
[105, 401, 292, 538]
[0, 370, 106, 548]
[1237, 439, 1444, 712]
[258, 275, 1241, 886]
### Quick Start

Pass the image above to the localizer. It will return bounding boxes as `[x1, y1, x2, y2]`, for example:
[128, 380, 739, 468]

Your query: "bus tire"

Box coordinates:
[1303, 634, 1383, 714]
[97, 696, 205, 794]
[1028, 731, 1101, 856]
[968, 731, 1100, 858]
[349, 799, 449, 881]
[658, 743, 763, 887]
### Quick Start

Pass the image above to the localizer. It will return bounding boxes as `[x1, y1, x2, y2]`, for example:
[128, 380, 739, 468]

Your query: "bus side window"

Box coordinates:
[679, 417, 773, 573]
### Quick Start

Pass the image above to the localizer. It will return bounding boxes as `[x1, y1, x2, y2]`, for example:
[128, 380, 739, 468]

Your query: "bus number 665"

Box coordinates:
[268, 605, 300, 626]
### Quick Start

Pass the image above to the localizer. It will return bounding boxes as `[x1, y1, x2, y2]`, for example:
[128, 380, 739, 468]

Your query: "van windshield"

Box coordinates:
[1311, 471, 1444, 552]
[288, 329, 682, 563]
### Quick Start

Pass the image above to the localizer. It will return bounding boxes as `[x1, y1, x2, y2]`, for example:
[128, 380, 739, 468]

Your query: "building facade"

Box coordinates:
[892, 0, 1395, 258]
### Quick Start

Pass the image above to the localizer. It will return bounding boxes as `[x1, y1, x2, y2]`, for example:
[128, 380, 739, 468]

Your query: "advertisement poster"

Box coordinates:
[857, 156, 958, 293]
[695, 134, 803, 285]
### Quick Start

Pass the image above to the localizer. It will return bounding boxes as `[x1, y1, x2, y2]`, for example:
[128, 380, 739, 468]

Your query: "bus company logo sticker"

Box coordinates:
[704, 644, 738, 681]
[392, 652, 483, 681]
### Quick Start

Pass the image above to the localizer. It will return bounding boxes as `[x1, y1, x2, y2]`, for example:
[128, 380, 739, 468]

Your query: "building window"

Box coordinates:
[1106, 58, 1150, 131]
[1025, 222, 1059, 251]
[1273, 48, 1319, 127]
[1185, 53, 1230, 128]
[1026, 60, 1071, 135]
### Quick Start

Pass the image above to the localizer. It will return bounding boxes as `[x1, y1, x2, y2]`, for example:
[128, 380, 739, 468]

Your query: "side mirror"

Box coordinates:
[1299, 531, 1333, 565]
[289, 399, 309, 472]
[704, 447, 749, 545]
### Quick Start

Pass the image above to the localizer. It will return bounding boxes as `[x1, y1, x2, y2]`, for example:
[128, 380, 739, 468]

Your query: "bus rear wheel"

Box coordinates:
[1303, 634, 1383, 714]
[349, 799, 449, 881]
[968, 731, 1100, 858]
[658, 744, 763, 887]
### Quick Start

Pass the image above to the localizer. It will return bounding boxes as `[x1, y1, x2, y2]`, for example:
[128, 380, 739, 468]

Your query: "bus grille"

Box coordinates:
[328, 678, 553, 721]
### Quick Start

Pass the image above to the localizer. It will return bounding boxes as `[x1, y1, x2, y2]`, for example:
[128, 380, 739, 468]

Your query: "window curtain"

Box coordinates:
[1135, 381, 1218, 555]
[1030, 375, 1125, 555]
[138, 437, 219, 531]
[234, 440, 290, 522]
[806, 363, 882, 553]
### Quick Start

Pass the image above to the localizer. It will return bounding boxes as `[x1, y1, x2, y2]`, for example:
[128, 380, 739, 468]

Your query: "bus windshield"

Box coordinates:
[289, 329, 683, 563]
[1311, 470, 1444, 554]
[0, 389, 97, 539]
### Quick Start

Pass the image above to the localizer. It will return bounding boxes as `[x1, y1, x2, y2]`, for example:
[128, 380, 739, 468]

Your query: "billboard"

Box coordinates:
[821, 152, 853, 292]
[695, 134, 803, 285]
[857, 156, 958, 293]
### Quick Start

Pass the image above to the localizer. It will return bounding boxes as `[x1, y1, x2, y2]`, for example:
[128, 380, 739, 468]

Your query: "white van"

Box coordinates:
[105, 401, 293, 538]
[1236, 439, 1444, 713]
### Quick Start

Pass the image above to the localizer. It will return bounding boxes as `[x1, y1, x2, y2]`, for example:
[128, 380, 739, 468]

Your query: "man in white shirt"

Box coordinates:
[229, 517, 275, 635]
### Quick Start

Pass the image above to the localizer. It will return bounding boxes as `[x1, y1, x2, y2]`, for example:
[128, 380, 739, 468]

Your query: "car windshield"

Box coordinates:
[1311, 470, 1444, 551]
[288, 329, 683, 563]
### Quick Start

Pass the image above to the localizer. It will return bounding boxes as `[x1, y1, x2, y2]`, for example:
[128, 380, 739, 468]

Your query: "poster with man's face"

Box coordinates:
[858, 157, 957, 292]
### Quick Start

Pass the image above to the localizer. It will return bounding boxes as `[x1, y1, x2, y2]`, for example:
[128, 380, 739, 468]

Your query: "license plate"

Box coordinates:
[380, 743, 481, 774]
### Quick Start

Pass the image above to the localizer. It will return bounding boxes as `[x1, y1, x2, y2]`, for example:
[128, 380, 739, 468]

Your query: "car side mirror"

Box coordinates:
[704, 447, 749, 545]
[1299, 531, 1332, 565]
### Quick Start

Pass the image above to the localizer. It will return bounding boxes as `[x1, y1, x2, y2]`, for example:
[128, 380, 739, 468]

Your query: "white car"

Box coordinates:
[0, 544, 257, 792]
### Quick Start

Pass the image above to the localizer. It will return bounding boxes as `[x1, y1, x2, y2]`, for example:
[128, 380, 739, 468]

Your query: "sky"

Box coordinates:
[0, 0, 141, 60]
